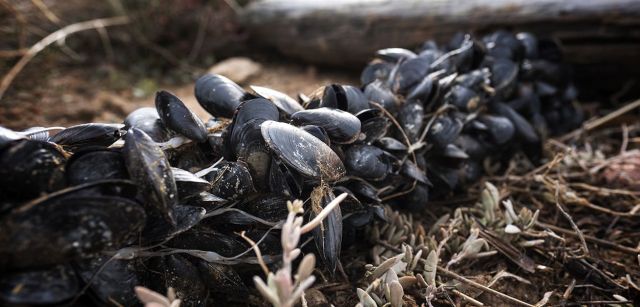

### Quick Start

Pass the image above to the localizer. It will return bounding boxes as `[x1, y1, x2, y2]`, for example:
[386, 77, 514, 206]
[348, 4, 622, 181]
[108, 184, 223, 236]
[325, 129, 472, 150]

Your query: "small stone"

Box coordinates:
[208, 57, 262, 84]
[303, 288, 329, 307]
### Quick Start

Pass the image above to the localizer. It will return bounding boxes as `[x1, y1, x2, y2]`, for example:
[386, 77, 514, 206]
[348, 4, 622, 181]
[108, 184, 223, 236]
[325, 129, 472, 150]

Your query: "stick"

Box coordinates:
[0, 16, 130, 101]
[536, 221, 640, 255]
[437, 266, 536, 307]
[557, 98, 640, 142]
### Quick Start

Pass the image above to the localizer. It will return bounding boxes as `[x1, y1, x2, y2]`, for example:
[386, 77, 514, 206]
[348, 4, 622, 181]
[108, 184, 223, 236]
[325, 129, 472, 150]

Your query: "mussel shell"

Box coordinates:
[0, 265, 78, 305]
[171, 167, 211, 199]
[75, 256, 139, 306]
[234, 194, 290, 223]
[516, 32, 539, 59]
[0, 181, 146, 270]
[445, 85, 481, 112]
[487, 58, 519, 98]
[261, 121, 345, 181]
[357, 108, 390, 143]
[124, 107, 171, 142]
[360, 61, 393, 85]
[343, 85, 370, 114]
[205, 161, 255, 200]
[398, 102, 424, 142]
[310, 187, 342, 274]
[426, 116, 463, 150]
[166, 228, 247, 257]
[376, 137, 407, 152]
[0, 139, 66, 199]
[341, 177, 381, 203]
[301, 125, 331, 146]
[268, 158, 303, 197]
[375, 48, 417, 62]
[364, 80, 397, 112]
[65, 148, 128, 185]
[161, 255, 209, 307]
[478, 115, 515, 145]
[141, 205, 205, 244]
[0, 126, 25, 149]
[250, 85, 304, 115]
[49, 123, 123, 151]
[155, 91, 208, 142]
[196, 261, 247, 299]
[401, 160, 430, 184]
[291, 108, 361, 144]
[124, 128, 178, 224]
[195, 74, 246, 118]
[344, 145, 391, 181]
[392, 57, 431, 94]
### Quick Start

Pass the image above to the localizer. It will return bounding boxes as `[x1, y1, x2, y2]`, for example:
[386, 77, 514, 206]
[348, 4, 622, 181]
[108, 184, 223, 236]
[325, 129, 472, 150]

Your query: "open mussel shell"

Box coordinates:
[315, 84, 369, 115]
[268, 158, 303, 197]
[344, 145, 392, 181]
[250, 85, 303, 116]
[49, 123, 123, 151]
[65, 148, 128, 185]
[74, 255, 139, 306]
[155, 91, 208, 143]
[0, 180, 145, 271]
[291, 107, 361, 144]
[0, 265, 78, 305]
[171, 167, 211, 199]
[124, 107, 171, 142]
[310, 186, 342, 274]
[357, 108, 390, 144]
[123, 128, 178, 225]
[261, 120, 345, 181]
[204, 161, 255, 201]
[195, 74, 246, 118]
[0, 139, 66, 200]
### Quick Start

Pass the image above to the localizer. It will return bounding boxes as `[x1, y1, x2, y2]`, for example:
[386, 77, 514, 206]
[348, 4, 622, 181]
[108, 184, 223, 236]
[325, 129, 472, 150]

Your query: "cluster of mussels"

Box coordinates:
[0, 30, 581, 306]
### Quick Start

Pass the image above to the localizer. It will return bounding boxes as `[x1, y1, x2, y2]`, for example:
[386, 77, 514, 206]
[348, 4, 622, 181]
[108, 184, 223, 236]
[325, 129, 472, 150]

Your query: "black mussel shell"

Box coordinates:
[486, 58, 519, 98]
[124, 107, 171, 142]
[376, 137, 407, 152]
[401, 160, 430, 184]
[364, 80, 397, 112]
[166, 228, 247, 257]
[454, 134, 488, 160]
[341, 177, 381, 203]
[291, 107, 361, 144]
[0, 139, 66, 200]
[398, 101, 424, 142]
[141, 205, 205, 245]
[261, 121, 345, 181]
[442, 143, 469, 159]
[361, 61, 393, 85]
[392, 57, 430, 94]
[195, 74, 246, 118]
[172, 167, 211, 199]
[478, 115, 515, 145]
[155, 91, 208, 143]
[0, 181, 145, 271]
[343, 85, 370, 114]
[124, 128, 178, 224]
[225, 98, 279, 187]
[492, 102, 540, 144]
[516, 32, 539, 59]
[196, 261, 247, 300]
[74, 256, 139, 306]
[250, 85, 304, 116]
[205, 161, 255, 201]
[310, 186, 342, 274]
[301, 125, 331, 146]
[445, 85, 481, 112]
[66, 148, 127, 185]
[394, 183, 430, 211]
[0, 265, 78, 305]
[268, 158, 303, 197]
[406, 71, 436, 103]
[160, 255, 209, 307]
[344, 145, 391, 181]
[483, 30, 524, 61]
[426, 116, 463, 150]
[49, 123, 123, 151]
[234, 194, 290, 224]
[357, 108, 390, 143]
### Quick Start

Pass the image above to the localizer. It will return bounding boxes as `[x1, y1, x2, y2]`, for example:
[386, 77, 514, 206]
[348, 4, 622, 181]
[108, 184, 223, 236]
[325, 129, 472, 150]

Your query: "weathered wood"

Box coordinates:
[241, 0, 640, 66]
[240, 0, 640, 98]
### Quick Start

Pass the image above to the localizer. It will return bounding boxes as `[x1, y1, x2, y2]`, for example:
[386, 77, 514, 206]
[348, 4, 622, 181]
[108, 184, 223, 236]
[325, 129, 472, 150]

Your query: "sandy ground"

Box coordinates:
[0, 58, 358, 130]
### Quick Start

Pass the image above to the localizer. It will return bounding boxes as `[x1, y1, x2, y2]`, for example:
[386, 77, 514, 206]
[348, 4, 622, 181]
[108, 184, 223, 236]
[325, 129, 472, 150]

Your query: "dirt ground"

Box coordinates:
[0, 58, 358, 129]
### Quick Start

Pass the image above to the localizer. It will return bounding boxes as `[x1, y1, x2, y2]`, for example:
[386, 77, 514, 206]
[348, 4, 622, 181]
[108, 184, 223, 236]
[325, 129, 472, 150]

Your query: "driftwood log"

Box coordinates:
[240, 0, 640, 99]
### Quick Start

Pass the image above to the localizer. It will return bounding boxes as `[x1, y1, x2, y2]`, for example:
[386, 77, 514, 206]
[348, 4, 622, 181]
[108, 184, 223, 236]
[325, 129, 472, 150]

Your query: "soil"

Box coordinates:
[0, 58, 358, 129]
